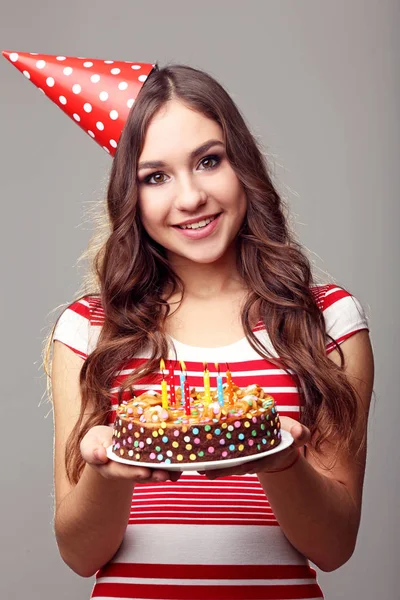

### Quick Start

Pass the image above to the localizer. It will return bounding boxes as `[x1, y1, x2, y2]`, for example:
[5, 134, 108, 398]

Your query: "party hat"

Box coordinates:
[2, 50, 155, 156]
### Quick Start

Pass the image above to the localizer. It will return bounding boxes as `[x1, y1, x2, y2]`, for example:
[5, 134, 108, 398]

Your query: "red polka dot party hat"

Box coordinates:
[3, 50, 155, 156]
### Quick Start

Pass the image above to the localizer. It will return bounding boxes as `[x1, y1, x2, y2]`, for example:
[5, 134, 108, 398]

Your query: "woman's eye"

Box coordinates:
[142, 154, 220, 186]
[199, 155, 220, 170]
[145, 173, 166, 185]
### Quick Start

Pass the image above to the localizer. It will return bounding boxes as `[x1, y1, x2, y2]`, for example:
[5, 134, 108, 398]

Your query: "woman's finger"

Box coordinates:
[280, 417, 311, 446]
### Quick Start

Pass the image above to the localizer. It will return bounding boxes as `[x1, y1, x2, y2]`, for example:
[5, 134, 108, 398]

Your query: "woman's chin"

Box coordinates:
[168, 245, 229, 265]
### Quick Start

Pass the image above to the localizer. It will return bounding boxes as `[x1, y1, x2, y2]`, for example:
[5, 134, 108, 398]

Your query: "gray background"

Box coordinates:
[1, 1, 398, 598]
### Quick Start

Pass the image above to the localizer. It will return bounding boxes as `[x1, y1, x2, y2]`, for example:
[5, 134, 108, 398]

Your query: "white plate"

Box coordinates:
[106, 429, 294, 472]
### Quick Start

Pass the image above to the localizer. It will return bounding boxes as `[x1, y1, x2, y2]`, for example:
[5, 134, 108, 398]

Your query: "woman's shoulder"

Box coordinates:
[310, 282, 353, 310]
[52, 294, 104, 359]
[58, 294, 104, 323]
[310, 282, 370, 352]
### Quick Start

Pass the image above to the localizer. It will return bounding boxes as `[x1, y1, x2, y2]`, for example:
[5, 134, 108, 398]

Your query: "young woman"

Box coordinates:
[48, 64, 374, 599]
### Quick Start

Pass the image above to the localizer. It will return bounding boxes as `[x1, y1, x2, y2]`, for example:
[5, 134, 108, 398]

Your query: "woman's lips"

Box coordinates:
[173, 213, 222, 239]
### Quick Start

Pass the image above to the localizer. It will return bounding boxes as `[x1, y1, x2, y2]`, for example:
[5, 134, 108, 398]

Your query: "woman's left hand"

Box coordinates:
[197, 417, 311, 480]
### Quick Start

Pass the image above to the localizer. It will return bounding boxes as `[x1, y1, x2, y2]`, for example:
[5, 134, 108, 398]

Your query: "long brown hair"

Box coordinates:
[45, 63, 366, 485]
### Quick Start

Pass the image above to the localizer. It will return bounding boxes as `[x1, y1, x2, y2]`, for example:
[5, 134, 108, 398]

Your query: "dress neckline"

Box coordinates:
[167, 320, 263, 352]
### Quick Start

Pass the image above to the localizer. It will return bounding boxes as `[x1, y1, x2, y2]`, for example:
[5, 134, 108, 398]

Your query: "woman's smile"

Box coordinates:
[172, 212, 222, 239]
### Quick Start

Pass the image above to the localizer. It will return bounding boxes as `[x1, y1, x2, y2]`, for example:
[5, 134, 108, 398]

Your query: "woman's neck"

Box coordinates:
[167, 247, 245, 299]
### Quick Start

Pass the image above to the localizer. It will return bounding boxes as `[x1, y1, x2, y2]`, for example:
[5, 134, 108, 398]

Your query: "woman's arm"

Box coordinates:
[257, 330, 374, 571]
[203, 330, 374, 572]
[52, 341, 178, 577]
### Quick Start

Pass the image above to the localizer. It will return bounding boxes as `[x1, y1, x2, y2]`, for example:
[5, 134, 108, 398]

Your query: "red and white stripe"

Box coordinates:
[52, 284, 368, 599]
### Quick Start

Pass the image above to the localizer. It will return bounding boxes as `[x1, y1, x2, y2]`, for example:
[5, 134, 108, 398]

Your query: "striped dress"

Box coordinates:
[53, 284, 369, 600]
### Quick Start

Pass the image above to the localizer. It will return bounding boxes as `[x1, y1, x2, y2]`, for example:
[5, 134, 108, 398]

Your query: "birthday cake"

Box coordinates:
[111, 378, 282, 465]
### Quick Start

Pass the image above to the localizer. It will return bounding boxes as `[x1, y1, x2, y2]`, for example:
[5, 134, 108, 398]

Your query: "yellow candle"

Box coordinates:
[161, 379, 168, 409]
[226, 364, 234, 405]
[203, 362, 211, 404]
[160, 359, 168, 409]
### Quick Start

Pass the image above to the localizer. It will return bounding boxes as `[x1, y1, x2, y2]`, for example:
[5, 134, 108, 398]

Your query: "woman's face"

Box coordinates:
[137, 100, 247, 265]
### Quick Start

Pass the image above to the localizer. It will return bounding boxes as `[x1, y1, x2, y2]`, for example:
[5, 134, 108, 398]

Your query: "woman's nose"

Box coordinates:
[174, 174, 207, 212]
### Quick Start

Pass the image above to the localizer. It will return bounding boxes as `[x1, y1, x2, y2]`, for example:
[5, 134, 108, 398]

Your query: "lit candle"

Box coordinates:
[168, 361, 176, 407]
[181, 361, 191, 416]
[226, 363, 234, 405]
[215, 362, 225, 406]
[179, 361, 186, 406]
[160, 359, 169, 410]
[203, 362, 211, 404]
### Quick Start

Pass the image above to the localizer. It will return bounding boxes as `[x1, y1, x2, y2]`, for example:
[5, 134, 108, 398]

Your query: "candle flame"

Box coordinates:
[180, 360, 187, 372]
[160, 358, 165, 371]
[226, 362, 230, 372]
[214, 362, 220, 374]
[203, 361, 209, 372]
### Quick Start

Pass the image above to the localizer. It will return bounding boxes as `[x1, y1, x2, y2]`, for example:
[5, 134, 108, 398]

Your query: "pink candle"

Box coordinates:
[181, 361, 191, 416]
[168, 361, 176, 407]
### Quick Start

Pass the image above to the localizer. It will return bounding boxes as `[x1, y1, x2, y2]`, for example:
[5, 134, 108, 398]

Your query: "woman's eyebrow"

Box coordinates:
[137, 139, 225, 171]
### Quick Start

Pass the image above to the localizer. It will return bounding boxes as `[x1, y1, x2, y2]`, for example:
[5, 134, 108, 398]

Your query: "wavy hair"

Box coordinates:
[45, 63, 366, 485]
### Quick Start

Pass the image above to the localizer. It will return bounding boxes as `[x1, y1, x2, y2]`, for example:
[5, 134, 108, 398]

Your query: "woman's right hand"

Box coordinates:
[80, 425, 182, 483]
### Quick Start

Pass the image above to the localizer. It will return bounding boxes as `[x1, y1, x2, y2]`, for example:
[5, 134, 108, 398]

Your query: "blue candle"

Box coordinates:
[179, 362, 186, 406]
[215, 362, 225, 406]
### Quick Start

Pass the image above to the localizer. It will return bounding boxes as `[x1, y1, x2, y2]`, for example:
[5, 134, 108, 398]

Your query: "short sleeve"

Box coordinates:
[316, 284, 370, 354]
[52, 297, 91, 359]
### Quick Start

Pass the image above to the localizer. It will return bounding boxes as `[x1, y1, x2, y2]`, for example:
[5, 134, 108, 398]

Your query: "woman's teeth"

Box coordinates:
[178, 215, 217, 230]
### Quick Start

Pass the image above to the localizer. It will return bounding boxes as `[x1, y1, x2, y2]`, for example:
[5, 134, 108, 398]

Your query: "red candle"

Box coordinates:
[168, 361, 176, 407]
